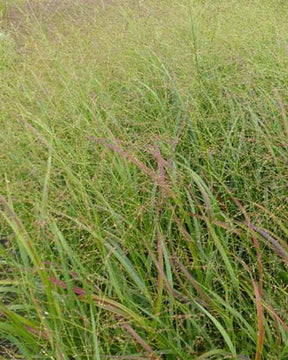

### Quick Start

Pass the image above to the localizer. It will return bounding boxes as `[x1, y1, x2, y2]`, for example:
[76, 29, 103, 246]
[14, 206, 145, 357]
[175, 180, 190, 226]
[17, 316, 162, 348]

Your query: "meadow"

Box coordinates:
[0, 0, 287, 359]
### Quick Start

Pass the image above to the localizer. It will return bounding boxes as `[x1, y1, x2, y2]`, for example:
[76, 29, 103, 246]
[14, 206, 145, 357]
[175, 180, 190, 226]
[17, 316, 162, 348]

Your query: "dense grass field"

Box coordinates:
[1, 0, 288, 359]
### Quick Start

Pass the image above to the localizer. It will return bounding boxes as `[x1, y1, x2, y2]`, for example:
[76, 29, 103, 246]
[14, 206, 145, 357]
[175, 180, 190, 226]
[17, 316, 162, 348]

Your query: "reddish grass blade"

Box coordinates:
[148, 145, 170, 183]
[49, 276, 162, 358]
[88, 137, 173, 195]
[49, 276, 86, 296]
[49, 276, 129, 318]
[171, 254, 219, 312]
[24, 325, 49, 340]
[143, 243, 175, 298]
[265, 304, 288, 333]
[24, 325, 65, 360]
[253, 279, 264, 360]
[156, 231, 164, 293]
[240, 261, 264, 360]
[49, 276, 148, 324]
[249, 225, 288, 262]
[121, 323, 160, 360]
[231, 197, 263, 294]
[19, 117, 52, 150]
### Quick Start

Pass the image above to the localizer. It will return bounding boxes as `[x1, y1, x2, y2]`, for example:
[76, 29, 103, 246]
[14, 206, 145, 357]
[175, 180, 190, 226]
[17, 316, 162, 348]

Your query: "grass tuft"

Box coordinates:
[1, 0, 287, 359]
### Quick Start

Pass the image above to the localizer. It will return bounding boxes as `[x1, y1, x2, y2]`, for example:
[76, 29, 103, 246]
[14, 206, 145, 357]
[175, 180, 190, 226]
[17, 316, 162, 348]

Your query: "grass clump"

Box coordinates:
[0, 0, 287, 359]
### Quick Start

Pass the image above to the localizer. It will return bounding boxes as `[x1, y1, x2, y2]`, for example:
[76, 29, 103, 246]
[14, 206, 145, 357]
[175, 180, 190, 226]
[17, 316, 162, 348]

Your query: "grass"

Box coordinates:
[0, 0, 287, 359]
